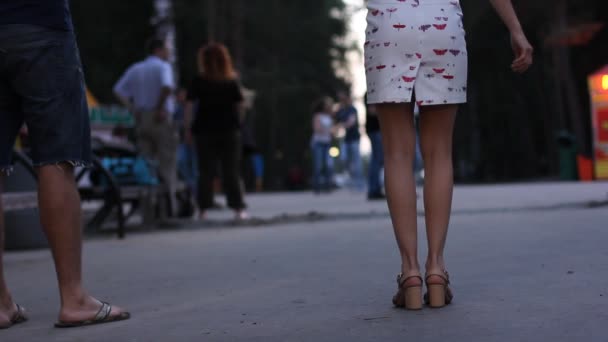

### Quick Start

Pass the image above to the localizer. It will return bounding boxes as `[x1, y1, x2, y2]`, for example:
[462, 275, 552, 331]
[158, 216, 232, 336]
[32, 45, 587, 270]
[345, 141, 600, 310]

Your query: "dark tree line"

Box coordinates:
[456, 0, 607, 181]
[70, 0, 608, 185]
[71, 1, 155, 102]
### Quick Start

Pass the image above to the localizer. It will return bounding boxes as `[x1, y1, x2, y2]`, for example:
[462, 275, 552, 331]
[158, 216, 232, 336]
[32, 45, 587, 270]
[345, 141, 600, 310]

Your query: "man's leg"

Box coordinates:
[347, 141, 364, 191]
[37, 164, 127, 323]
[351, 141, 365, 191]
[136, 120, 159, 224]
[3, 23, 128, 326]
[157, 125, 179, 217]
[0, 174, 22, 327]
[368, 132, 384, 196]
[0, 48, 27, 326]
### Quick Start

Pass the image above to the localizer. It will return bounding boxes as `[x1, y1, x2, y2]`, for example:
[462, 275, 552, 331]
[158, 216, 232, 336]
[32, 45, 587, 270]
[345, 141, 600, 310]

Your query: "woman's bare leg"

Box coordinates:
[418, 104, 458, 277]
[377, 103, 420, 279]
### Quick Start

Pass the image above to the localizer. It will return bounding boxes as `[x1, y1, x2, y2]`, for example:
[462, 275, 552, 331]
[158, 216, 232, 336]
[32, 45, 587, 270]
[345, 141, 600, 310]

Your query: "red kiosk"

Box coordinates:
[588, 65, 608, 180]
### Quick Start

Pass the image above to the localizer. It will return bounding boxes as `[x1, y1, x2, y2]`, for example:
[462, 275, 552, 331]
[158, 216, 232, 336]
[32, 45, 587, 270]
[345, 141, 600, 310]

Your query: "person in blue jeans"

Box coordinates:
[310, 98, 335, 194]
[366, 102, 385, 200]
[0, 0, 129, 328]
[174, 88, 198, 196]
[336, 92, 365, 191]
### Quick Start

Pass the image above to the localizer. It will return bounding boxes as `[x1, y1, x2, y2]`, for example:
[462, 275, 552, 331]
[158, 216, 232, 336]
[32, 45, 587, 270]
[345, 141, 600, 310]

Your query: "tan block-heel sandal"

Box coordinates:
[392, 274, 423, 311]
[424, 270, 454, 308]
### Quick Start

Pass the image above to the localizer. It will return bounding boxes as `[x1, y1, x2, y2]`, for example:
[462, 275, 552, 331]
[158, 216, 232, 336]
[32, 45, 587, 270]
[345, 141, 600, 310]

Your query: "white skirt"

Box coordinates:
[364, 0, 468, 106]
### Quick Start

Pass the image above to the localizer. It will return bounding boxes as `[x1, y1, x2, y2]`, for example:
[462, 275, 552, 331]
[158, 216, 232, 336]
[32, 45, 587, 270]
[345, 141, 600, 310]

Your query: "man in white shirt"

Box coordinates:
[113, 38, 179, 219]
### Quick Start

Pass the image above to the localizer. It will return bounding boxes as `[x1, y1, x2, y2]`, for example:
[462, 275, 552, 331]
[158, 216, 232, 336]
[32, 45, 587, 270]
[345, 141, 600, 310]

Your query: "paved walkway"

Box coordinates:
[199, 181, 608, 225]
[2, 182, 608, 341]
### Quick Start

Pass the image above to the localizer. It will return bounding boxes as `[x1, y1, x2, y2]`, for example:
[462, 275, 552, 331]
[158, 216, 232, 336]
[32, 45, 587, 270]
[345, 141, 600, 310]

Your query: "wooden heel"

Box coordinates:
[405, 286, 423, 310]
[424, 270, 454, 308]
[393, 274, 424, 309]
[427, 284, 446, 308]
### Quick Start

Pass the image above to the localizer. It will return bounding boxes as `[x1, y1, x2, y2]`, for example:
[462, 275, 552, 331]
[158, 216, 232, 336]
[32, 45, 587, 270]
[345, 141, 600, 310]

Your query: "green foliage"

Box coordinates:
[70, 1, 155, 102]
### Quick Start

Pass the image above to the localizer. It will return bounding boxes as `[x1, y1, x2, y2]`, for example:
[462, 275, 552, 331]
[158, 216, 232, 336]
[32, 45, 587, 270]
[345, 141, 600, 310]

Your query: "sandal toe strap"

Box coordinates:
[94, 302, 112, 322]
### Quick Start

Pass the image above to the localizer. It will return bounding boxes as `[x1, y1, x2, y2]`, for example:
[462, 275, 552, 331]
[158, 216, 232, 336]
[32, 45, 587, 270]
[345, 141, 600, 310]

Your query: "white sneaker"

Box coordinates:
[235, 211, 250, 221]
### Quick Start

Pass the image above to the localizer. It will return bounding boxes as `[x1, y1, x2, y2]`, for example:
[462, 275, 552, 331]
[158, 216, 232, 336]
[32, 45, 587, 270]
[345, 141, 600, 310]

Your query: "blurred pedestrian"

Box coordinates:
[335, 91, 365, 191]
[365, 99, 385, 200]
[364, 0, 533, 309]
[240, 88, 264, 192]
[0, 0, 129, 328]
[174, 88, 198, 211]
[113, 38, 179, 219]
[184, 43, 249, 221]
[310, 97, 335, 194]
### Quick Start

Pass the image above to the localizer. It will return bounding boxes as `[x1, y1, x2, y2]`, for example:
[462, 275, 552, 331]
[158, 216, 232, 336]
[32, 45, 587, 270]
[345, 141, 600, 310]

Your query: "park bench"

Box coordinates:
[4, 141, 186, 240]
[1, 150, 45, 250]
[76, 138, 165, 239]
[1, 150, 38, 212]
[2, 147, 159, 239]
[1, 148, 134, 239]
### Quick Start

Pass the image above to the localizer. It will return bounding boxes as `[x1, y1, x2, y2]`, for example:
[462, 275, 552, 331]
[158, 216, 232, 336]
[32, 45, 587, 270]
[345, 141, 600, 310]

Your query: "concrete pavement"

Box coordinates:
[2, 182, 608, 341]
[197, 181, 608, 225]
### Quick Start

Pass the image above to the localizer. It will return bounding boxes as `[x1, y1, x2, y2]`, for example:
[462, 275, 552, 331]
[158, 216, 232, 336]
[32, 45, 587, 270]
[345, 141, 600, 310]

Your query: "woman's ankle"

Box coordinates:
[425, 257, 446, 274]
[401, 262, 422, 277]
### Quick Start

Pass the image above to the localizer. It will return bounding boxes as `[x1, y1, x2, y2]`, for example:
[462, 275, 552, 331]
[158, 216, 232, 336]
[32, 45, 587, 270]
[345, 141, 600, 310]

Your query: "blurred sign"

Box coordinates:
[545, 22, 605, 47]
[86, 87, 99, 108]
[588, 66, 608, 179]
[86, 87, 134, 127]
[89, 106, 134, 127]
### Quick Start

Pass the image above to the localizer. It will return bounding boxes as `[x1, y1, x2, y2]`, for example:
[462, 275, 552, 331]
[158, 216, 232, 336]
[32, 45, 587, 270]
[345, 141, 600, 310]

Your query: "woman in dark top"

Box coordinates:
[185, 43, 248, 221]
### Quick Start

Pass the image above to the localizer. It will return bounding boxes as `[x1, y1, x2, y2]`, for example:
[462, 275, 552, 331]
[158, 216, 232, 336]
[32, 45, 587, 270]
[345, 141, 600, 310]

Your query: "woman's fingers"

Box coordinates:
[511, 47, 533, 73]
[510, 31, 534, 73]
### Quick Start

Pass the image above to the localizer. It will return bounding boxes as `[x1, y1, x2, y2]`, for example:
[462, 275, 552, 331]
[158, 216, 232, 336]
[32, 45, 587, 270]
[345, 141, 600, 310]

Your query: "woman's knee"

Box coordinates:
[384, 149, 415, 167]
[419, 136, 452, 162]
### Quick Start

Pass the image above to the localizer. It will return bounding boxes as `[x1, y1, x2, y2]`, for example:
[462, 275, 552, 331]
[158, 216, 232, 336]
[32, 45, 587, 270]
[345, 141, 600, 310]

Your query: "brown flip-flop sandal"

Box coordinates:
[392, 273, 424, 310]
[0, 304, 28, 330]
[424, 270, 454, 308]
[54, 302, 130, 328]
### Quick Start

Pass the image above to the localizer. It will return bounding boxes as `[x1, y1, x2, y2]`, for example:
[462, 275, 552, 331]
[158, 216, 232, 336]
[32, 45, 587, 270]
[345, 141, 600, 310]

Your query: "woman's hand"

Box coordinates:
[489, 0, 533, 73]
[510, 30, 533, 73]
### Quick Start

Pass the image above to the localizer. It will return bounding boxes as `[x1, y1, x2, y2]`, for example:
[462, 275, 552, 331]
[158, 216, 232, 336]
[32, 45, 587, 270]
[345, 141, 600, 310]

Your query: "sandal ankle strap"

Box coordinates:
[397, 273, 423, 287]
[425, 270, 450, 284]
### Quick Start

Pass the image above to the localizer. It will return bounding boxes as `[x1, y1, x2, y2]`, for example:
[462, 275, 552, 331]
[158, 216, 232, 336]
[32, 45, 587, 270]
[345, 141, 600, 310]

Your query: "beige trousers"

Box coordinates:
[136, 112, 179, 221]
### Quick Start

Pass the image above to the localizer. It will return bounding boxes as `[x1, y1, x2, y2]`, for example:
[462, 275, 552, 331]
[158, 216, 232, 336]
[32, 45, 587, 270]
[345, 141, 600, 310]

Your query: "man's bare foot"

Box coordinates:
[58, 295, 129, 326]
[0, 298, 26, 329]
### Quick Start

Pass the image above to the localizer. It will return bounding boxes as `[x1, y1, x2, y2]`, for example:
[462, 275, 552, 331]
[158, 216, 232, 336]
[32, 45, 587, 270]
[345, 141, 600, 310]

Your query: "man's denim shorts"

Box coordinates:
[0, 24, 91, 174]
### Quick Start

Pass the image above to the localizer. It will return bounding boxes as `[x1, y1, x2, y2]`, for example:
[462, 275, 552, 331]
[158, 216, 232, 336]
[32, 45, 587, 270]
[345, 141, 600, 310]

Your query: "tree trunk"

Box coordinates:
[553, 0, 587, 153]
[207, 0, 216, 41]
[231, 0, 244, 72]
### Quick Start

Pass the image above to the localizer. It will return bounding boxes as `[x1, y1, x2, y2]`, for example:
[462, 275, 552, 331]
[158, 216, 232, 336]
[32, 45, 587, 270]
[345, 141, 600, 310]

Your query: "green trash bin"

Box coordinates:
[556, 132, 578, 181]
